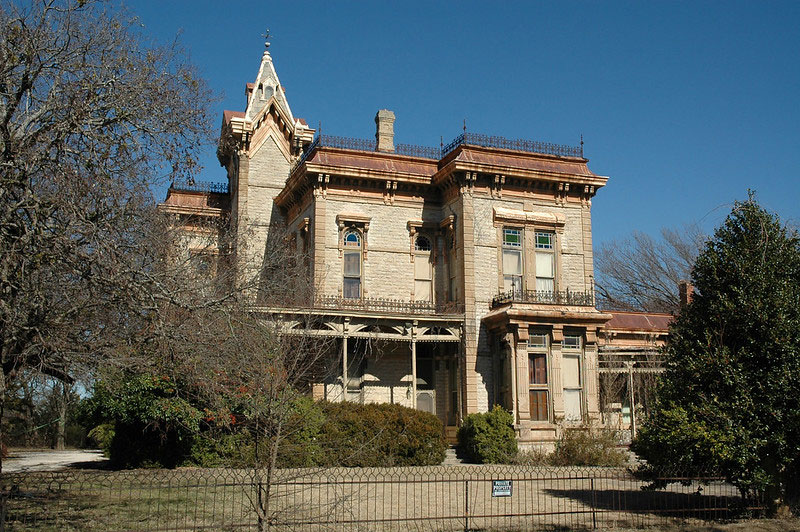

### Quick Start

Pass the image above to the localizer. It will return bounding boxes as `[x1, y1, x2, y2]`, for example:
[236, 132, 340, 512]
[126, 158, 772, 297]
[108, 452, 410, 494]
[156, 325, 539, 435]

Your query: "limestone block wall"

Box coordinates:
[319, 198, 445, 300]
[238, 133, 291, 281]
[467, 194, 593, 415]
[471, 196, 589, 296]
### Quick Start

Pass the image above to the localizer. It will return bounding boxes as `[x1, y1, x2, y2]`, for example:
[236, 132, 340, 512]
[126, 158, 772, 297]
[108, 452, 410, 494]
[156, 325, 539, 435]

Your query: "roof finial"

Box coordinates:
[580, 134, 584, 156]
[262, 28, 272, 50]
[463, 118, 467, 133]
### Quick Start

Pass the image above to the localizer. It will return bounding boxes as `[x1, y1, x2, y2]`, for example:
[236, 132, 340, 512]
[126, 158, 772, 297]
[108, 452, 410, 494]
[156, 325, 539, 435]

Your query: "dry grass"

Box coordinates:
[0, 466, 783, 531]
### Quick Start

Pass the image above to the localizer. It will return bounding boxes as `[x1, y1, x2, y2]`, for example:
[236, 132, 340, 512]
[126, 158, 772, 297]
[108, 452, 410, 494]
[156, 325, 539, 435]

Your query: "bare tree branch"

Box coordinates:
[595, 224, 705, 312]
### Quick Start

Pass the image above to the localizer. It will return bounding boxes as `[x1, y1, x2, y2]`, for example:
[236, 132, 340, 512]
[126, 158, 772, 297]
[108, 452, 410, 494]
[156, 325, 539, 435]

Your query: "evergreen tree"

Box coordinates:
[632, 195, 800, 510]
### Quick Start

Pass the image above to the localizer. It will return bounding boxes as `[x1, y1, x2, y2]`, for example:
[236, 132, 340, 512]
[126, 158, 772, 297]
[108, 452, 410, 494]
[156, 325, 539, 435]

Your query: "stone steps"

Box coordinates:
[441, 446, 466, 465]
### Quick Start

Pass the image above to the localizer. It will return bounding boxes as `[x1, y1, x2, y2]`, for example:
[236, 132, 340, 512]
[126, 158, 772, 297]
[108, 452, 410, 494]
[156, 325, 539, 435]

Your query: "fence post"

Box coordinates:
[464, 479, 469, 532]
[591, 477, 597, 529]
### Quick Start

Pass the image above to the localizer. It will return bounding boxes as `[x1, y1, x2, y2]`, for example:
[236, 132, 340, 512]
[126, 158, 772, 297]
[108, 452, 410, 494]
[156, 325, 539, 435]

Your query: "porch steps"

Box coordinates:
[441, 446, 466, 465]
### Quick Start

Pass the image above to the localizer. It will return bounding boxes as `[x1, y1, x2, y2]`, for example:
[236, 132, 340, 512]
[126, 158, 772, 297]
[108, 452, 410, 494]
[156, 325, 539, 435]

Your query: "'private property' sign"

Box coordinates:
[491, 480, 512, 497]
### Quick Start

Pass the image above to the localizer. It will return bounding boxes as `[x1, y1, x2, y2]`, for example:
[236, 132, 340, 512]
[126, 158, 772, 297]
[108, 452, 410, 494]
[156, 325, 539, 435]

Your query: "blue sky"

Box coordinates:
[127, 0, 800, 247]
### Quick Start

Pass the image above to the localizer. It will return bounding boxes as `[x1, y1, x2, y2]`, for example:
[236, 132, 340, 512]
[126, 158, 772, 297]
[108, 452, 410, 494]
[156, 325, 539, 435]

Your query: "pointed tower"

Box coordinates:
[217, 38, 315, 285]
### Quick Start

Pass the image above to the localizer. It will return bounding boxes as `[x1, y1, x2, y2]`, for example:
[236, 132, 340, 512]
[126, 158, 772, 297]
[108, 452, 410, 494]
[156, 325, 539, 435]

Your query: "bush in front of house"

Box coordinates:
[83, 374, 203, 468]
[317, 401, 447, 467]
[457, 406, 518, 464]
[549, 426, 627, 467]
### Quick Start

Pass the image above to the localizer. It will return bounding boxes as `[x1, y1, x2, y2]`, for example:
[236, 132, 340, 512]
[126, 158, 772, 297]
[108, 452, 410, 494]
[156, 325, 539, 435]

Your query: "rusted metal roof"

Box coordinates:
[604, 311, 672, 332]
[309, 150, 437, 178]
[223, 110, 245, 125]
[451, 148, 599, 178]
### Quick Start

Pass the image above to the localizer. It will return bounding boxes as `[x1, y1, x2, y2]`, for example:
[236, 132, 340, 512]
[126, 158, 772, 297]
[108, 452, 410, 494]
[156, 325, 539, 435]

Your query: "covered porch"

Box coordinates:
[261, 304, 465, 442]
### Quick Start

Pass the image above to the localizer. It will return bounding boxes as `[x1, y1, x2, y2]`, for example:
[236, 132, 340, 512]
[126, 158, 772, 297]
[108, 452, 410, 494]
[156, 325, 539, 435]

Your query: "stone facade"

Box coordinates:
[163, 46, 623, 446]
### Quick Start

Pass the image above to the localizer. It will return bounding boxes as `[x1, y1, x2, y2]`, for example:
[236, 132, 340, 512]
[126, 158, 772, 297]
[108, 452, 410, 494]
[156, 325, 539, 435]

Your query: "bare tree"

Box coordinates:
[595, 225, 705, 312]
[0, 0, 214, 469]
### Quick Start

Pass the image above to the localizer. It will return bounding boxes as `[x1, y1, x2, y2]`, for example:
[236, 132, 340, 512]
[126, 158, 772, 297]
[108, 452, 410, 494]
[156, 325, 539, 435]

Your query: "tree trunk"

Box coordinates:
[56, 381, 68, 451]
[0, 372, 6, 474]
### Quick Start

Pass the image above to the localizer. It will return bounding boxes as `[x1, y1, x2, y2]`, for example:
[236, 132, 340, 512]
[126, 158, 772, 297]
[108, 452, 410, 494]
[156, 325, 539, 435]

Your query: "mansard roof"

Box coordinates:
[275, 131, 609, 209]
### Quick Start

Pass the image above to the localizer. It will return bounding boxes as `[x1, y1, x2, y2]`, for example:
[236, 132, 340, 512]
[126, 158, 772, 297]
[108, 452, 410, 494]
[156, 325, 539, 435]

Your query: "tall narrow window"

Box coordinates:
[447, 237, 457, 302]
[528, 332, 549, 421]
[535, 232, 555, 293]
[503, 228, 523, 294]
[343, 230, 362, 299]
[414, 235, 433, 301]
[562, 334, 583, 422]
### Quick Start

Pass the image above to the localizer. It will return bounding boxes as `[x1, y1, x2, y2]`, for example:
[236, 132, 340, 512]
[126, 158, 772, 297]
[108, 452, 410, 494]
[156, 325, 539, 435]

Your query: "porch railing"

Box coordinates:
[491, 289, 595, 308]
[313, 295, 464, 315]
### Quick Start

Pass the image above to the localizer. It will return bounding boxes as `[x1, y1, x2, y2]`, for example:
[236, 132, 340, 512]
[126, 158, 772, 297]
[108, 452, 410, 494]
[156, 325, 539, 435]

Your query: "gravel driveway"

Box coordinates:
[3, 449, 108, 472]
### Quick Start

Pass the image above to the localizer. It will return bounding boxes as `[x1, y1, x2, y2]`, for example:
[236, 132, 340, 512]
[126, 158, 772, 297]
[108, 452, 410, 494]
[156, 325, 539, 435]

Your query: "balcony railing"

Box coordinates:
[442, 132, 584, 159]
[171, 179, 229, 194]
[491, 289, 595, 309]
[313, 295, 463, 315]
[292, 131, 581, 174]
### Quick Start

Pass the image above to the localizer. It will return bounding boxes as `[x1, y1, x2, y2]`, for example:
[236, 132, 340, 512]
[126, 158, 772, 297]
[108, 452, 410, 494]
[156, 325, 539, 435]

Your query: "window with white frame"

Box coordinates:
[343, 229, 362, 299]
[414, 235, 433, 301]
[535, 231, 555, 292]
[502, 228, 523, 294]
[562, 334, 583, 422]
[528, 331, 549, 421]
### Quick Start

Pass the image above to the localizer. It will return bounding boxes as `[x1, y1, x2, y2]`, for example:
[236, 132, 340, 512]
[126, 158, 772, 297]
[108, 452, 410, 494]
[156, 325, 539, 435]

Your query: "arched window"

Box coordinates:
[414, 235, 431, 252]
[343, 230, 362, 299]
[344, 230, 361, 247]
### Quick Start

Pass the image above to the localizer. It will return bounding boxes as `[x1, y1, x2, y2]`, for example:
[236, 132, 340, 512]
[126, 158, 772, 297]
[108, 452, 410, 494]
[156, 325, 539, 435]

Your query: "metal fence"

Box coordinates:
[0, 465, 764, 531]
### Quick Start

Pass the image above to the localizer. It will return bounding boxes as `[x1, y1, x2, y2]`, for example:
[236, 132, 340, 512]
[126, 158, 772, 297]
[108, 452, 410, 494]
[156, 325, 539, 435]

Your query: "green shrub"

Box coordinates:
[318, 402, 446, 467]
[274, 396, 325, 468]
[550, 426, 627, 467]
[87, 423, 115, 455]
[457, 406, 517, 464]
[85, 374, 203, 468]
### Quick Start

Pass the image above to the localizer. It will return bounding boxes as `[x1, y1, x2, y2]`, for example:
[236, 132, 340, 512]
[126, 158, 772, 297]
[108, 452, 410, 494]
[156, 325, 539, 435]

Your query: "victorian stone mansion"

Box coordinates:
[160, 44, 669, 447]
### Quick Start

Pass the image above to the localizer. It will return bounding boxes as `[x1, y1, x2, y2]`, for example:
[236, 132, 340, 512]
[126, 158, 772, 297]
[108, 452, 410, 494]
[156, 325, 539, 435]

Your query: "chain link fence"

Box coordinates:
[0, 465, 764, 531]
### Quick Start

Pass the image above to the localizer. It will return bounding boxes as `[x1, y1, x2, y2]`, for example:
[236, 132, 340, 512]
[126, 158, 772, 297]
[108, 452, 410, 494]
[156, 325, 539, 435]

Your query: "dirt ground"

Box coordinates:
[612, 517, 800, 531]
[3, 448, 107, 472]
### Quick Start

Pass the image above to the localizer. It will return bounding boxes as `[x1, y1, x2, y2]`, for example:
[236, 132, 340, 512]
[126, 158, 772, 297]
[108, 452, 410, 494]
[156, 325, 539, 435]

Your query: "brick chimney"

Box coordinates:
[375, 109, 395, 152]
[678, 280, 694, 307]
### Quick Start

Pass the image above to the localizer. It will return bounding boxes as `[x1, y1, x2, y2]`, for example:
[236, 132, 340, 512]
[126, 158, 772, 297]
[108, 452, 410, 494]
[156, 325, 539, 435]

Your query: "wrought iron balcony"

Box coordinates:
[313, 295, 463, 316]
[491, 289, 595, 309]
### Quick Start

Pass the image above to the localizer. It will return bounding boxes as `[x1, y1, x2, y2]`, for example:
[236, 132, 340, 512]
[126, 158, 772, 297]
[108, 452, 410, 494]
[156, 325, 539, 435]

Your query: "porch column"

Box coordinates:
[584, 328, 601, 423]
[504, 332, 518, 424]
[410, 321, 418, 409]
[342, 317, 350, 402]
[514, 325, 530, 420]
[550, 325, 565, 419]
[625, 361, 636, 438]
[342, 335, 348, 402]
